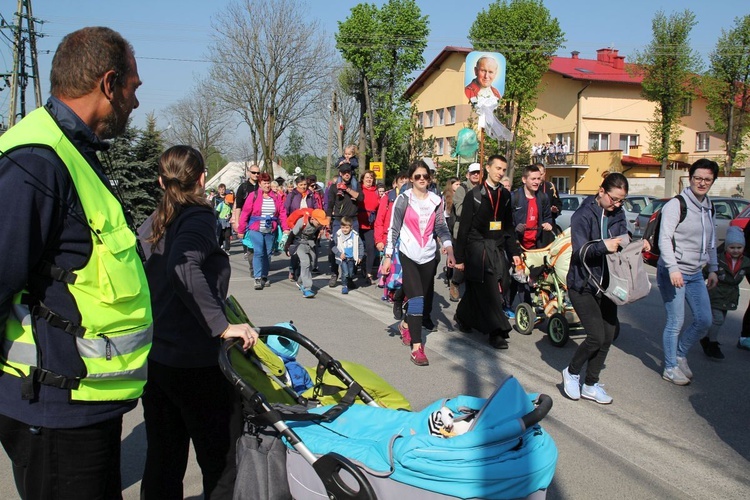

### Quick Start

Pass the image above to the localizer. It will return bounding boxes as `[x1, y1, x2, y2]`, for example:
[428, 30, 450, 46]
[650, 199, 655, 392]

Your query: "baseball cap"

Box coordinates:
[468, 163, 481, 173]
[339, 163, 352, 173]
[311, 209, 330, 226]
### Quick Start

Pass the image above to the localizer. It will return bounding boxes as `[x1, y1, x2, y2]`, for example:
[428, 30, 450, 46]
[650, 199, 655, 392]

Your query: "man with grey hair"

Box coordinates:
[465, 56, 502, 100]
[0, 27, 148, 498]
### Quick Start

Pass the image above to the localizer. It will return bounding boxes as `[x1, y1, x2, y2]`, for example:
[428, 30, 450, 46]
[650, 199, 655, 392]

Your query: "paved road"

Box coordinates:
[2, 242, 749, 499]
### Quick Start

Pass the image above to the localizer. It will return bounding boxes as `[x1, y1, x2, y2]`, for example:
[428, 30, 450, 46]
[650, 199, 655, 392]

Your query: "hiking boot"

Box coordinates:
[254, 279, 263, 290]
[503, 307, 515, 319]
[662, 367, 690, 386]
[581, 383, 613, 405]
[488, 334, 508, 349]
[261, 277, 270, 287]
[422, 316, 437, 332]
[410, 346, 429, 366]
[449, 282, 460, 302]
[676, 356, 693, 379]
[702, 339, 725, 360]
[393, 301, 404, 320]
[738, 337, 750, 351]
[453, 314, 471, 333]
[302, 288, 316, 298]
[328, 274, 337, 288]
[341, 286, 349, 295]
[561, 367, 580, 400]
[347, 278, 358, 290]
[398, 322, 411, 346]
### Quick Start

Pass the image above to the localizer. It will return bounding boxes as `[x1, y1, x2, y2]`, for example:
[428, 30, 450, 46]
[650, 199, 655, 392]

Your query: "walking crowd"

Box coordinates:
[0, 25, 748, 500]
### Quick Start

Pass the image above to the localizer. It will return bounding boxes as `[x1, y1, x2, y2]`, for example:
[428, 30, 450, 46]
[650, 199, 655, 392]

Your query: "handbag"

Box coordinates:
[582, 239, 651, 305]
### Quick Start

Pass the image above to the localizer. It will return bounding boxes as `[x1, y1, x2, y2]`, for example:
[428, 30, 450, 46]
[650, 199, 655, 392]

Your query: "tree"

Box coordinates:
[336, 0, 429, 168]
[208, 0, 334, 174]
[162, 79, 232, 171]
[634, 10, 701, 177]
[469, 0, 565, 180]
[284, 127, 304, 174]
[705, 15, 750, 175]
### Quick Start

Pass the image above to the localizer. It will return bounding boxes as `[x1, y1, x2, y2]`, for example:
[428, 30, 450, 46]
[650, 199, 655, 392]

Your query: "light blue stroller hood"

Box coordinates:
[285, 376, 558, 499]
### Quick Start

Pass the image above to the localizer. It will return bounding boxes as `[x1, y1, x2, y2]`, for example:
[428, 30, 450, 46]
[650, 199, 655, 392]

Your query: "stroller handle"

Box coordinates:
[522, 394, 553, 429]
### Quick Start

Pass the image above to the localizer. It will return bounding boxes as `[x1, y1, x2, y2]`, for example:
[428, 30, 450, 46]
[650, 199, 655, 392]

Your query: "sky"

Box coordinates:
[0, 0, 745, 152]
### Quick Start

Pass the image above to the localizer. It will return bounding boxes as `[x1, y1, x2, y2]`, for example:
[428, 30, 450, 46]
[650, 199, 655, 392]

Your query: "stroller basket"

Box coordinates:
[220, 325, 557, 500]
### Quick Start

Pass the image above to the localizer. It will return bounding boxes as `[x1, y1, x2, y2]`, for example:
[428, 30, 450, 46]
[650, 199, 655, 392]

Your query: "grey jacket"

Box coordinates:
[658, 187, 718, 275]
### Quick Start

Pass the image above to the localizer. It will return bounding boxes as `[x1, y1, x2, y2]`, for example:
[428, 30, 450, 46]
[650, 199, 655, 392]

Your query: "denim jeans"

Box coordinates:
[657, 263, 712, 369]
[328, 218, 359, 276]
[340, 257, 355, 280]
[248, 230, 275, 279]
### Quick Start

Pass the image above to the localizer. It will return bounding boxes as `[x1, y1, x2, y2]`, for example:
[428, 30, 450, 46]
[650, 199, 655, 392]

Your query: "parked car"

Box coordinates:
[623, 195, 655, 235]
[556, 194, 588, 231]
[633, 196, 749, 244]
[729, 203, 750, 232]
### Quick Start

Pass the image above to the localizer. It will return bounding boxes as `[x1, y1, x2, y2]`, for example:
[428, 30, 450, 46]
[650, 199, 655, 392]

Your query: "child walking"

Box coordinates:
[335, 216, 364, 294]
[700, 226, 750, 359]
[285, 209, 329, 298]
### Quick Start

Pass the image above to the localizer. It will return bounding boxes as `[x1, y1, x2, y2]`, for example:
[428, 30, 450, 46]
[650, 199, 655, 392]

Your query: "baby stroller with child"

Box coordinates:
[221, 297, 558, 499]
[512, 229, 582, 347]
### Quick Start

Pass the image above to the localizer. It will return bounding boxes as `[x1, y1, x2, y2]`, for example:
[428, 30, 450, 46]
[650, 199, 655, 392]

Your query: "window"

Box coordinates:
[696, 132, 709, 152]
[681, 99, 692, 116]
[424, 111, 433, 128]
[619, 134, 639, 152]
[436, 108, 444, 126]
[588, 132, 610, 151]
[436, 138, 444, 155]
[552, 177, 569, 194]
[417, 112, 423, 128]
[447, 106, 456, 124]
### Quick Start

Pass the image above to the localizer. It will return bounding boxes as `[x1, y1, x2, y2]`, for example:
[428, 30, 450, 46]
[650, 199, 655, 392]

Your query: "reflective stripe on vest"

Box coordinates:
[0, 107, 153, 402]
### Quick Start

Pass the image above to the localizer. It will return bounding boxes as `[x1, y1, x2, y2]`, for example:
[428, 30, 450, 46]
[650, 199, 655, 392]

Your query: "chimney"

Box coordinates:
[596, 48, 614, 63]
[613, 55, 625, 70]
[571, 51, 579, 59]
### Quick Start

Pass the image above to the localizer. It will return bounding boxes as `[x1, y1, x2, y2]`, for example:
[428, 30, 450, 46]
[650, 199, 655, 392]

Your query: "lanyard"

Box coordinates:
[485, 182, 501, 221]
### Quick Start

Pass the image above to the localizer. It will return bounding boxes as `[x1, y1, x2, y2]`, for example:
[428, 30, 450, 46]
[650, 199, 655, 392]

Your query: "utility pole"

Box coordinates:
[4, 0, 44, 128]
[325, 89, 335, 184]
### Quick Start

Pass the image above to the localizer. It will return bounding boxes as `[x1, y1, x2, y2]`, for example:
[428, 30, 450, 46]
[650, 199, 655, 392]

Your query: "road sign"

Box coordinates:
[370, 161, 384, 180]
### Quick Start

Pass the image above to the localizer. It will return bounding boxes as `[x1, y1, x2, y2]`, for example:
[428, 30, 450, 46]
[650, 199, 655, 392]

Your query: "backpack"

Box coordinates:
[286, 208, 314, 230]
[582, 239, 651, 306]
[641, 195, 713, 267]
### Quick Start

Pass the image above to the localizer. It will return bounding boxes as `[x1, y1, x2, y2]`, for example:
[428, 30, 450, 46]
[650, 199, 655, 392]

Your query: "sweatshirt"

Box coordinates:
[658, 187, 718, 275]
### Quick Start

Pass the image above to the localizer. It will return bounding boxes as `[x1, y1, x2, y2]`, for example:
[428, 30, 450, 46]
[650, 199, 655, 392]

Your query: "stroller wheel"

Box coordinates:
[514, 303, 536, 335]
[547, 313, 570, 347]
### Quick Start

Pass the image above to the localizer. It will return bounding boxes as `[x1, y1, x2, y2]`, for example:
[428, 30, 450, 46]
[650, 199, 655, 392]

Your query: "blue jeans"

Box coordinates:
[657, 263, 712, 369]
[248, 230, 275, 278]
[340, 257, 355, 280]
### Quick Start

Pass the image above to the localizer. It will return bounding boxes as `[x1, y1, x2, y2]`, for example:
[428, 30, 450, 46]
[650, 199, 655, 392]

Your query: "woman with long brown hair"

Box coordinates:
[139, 145, 257, 499]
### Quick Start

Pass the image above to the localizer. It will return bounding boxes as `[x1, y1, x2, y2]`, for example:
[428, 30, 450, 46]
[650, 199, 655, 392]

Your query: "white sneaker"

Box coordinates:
[581, 383, 613, 404]
[662, 366, 690, 386]
[676, 356, 693, 379]
[562, 367, 580, 400]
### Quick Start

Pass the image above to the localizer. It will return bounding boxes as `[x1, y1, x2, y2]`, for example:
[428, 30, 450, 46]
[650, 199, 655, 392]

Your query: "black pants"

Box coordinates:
[400, 253, 438, 345]
[360, 228, 378, 277]
[141, 361, 241, 500]
[0, 413, 123, 499]
[742, 300, 750, 338]
[568, 288, 617, 385]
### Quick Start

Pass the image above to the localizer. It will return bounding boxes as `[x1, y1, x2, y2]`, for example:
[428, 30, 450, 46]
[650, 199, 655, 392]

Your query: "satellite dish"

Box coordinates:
[294, 167, 302, 175]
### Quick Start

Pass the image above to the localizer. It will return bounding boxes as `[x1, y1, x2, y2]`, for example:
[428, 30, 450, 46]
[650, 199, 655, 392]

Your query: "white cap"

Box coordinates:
[421, 157, 437, 172]
[468, 162, 481, 173]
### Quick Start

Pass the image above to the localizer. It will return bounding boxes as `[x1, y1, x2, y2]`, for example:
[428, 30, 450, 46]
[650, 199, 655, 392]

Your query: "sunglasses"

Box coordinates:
[413, 173, 430, 181]
[248, 171, 260, 175]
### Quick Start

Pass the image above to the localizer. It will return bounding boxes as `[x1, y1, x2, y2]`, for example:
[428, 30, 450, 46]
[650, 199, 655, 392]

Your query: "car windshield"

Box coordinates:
[624, 197, 650, 214]
[561, 197, 581, 211]
[641, 199, 667, 217]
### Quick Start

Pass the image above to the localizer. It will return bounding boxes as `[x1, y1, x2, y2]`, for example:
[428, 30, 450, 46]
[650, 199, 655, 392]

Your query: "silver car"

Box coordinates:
[556, 194, 588, 231]
[623, 195, 654, 235]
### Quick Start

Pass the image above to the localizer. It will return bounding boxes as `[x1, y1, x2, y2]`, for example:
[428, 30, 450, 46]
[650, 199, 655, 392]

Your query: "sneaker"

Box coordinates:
[410, 346, 429, 366]
[453, 314, 471, 333]
[328, 275, 337, 288]
[346, 278, 358, 290]
[676, 356, 693, 379]
[254, 279, 263, 290]
[561, 367, 580, 400]
[581, 383, 613, 405]
[503, 307, 515, 319]
[422, 317, 437, 332]
[364, 275, 373, 286]
[312, 267, 320, 275]
[392, 301, 404, 321]
[699, 336, 710, 356]
[261, 277, 270, 287]
[302, 288, 316, 298]
[737, 337, 750, 351]
[705, 340, 725, 360]
[662, 366, 690, 385]
[341, 286, 349, 295]
[288, 272, 295, 281]
[449, 282, 460, 302]
[398, 322, 411, 346]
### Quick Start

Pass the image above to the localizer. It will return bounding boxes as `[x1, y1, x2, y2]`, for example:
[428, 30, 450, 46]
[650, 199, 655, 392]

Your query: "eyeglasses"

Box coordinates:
[413, 173, 430, 181]
[692, 176, 713, 185]
[605, 192, 625, 206]
[469, 171, 481, 175]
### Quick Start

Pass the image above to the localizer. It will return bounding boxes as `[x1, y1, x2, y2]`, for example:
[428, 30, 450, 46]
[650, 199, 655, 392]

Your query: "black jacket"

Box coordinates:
[511, 187, 553, 248]
[566, 195, 628, 293]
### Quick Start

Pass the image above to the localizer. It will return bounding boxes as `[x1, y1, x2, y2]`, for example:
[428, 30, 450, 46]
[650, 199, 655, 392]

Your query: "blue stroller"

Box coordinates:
[219, 324, 557, 499]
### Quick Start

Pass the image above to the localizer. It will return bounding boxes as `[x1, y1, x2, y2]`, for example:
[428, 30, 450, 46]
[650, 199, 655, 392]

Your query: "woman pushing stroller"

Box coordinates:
[561, 173, 648, 404]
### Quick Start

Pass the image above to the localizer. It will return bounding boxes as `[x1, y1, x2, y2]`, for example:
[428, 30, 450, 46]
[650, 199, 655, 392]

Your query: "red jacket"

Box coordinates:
[358, 184, 381, 230]
[374, 189, 399, 246]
